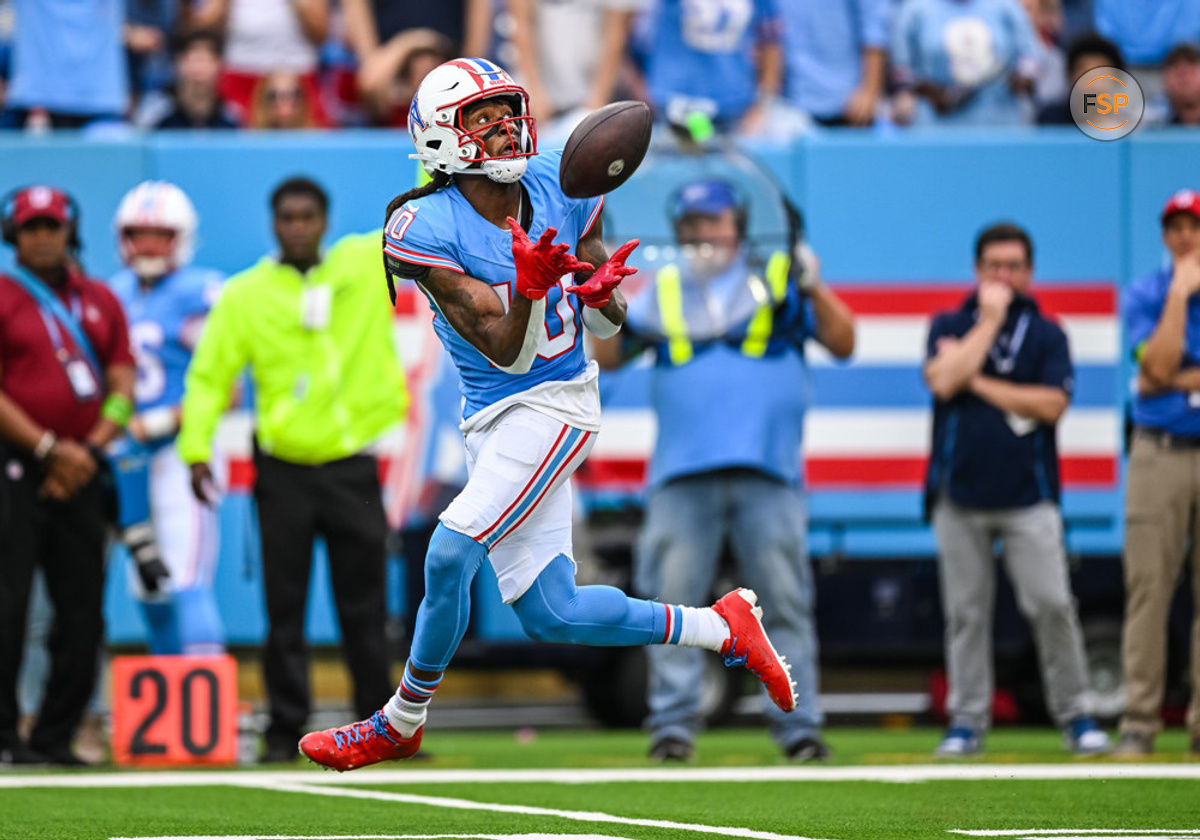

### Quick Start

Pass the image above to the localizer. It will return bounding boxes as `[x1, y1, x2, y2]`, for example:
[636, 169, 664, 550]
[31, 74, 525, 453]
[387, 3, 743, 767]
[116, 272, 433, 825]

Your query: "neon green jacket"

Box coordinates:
[178, 232, 408, 466]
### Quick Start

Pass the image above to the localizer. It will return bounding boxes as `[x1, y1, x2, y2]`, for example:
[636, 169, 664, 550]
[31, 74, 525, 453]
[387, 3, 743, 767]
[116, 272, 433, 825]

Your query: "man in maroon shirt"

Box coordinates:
[0, 185, 135, 766]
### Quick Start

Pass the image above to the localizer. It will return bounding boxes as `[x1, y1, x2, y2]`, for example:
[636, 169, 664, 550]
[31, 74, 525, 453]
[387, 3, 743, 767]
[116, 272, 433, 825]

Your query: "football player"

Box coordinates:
[299, 58, 798, 770]
[109, 181, 224, 655]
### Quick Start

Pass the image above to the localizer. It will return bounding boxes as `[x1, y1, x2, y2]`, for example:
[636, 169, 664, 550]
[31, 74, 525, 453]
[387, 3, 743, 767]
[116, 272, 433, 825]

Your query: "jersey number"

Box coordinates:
[387, 207, 417, 241]
[540, 282, 579, 360]
[131, 321, 166, 405]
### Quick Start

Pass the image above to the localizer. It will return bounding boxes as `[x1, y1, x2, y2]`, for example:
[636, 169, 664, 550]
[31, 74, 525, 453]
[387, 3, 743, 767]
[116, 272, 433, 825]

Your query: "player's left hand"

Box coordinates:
[565, 239, 639, 308]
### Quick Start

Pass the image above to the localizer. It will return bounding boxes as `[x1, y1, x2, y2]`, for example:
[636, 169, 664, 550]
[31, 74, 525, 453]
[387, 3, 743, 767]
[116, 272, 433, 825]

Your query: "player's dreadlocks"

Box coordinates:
[383, 170, 453, 305]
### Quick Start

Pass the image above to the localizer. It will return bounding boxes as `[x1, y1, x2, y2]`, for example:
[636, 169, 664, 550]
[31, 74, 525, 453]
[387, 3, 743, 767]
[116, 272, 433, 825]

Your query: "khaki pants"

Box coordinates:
[1121, 430, 1200, 737]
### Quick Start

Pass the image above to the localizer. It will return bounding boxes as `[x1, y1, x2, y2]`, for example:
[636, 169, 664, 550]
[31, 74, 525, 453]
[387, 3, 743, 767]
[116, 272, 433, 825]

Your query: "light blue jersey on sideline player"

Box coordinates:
[109, 264, 224, 655]
[384, 148, 603, 419]
[111, 265, 222, 429]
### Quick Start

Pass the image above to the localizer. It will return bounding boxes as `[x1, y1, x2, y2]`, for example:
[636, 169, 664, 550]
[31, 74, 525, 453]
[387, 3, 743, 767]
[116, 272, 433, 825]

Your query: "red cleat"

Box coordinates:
[712, 588, 798, 713]
[298, 710, 423, 771]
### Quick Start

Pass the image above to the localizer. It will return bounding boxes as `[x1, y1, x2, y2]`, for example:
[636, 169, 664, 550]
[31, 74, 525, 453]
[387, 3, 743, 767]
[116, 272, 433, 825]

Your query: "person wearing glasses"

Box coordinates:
[922, 221, 1109, 757]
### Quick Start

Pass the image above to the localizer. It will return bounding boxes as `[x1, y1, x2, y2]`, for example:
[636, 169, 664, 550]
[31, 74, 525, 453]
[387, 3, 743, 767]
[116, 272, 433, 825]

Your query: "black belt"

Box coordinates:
[1136, 426, 1200, 449]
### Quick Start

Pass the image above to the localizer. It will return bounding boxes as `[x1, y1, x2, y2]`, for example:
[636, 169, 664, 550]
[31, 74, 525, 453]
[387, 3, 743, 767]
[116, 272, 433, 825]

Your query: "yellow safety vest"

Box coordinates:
[655, 252, 791, 366]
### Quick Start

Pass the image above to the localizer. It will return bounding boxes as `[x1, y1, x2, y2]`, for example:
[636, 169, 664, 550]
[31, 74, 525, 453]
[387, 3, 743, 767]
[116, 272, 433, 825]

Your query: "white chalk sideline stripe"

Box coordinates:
[250, 779, 831, 840]
[109, 834, 643, 840]
[6, 763, 1200, 788]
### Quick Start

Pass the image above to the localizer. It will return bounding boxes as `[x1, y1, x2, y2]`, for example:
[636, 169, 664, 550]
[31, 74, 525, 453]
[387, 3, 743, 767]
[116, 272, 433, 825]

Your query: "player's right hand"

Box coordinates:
[508, 218, 593, 300]
[189, 462, 219, 507]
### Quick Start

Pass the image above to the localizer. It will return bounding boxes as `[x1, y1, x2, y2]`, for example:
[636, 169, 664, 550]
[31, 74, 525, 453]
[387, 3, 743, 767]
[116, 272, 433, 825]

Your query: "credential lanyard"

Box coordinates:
[10, 265, 103, 374]
[988, 311, 1030, 375]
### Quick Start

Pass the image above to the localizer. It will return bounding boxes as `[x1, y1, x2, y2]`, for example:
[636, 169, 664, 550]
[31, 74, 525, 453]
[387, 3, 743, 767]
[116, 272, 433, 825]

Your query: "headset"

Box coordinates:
[1, 185, 83, 253]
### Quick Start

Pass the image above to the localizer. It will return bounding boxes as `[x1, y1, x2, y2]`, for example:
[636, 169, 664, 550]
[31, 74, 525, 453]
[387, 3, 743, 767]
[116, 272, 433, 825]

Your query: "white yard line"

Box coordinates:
[5, 764, 1200, 788]
[950, 832, 1200, 836]
[250, 779, 832, 840]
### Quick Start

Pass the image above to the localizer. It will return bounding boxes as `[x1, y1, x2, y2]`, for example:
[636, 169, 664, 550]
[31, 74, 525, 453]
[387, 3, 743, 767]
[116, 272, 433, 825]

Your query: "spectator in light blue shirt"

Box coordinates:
[1, 0, 128, 129]
[1094, 0, 1200, 66]
[891, 0, 1041, 126]
[639, 0, 784, 135]
[779, 0, 891, 126]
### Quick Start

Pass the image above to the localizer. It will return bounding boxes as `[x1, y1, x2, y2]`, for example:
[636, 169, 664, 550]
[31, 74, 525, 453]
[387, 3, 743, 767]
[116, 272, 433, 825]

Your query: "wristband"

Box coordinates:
[101, 393, 134, 427]
[137, 406, 178, 440]
[33, 430, 58, 461]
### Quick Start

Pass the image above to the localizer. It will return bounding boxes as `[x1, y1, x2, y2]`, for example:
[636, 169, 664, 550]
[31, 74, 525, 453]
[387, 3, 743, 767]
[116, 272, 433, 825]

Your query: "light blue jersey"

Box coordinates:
[110, 265, 223, 423]
[892, 0, 1039, 126]
[384, 149, 603, 420]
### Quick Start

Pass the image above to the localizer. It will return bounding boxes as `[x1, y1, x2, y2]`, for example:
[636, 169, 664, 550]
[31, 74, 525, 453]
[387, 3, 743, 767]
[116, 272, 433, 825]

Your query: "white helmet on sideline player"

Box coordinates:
[407, 58, 536, 184]
[115, 180, 198, 280]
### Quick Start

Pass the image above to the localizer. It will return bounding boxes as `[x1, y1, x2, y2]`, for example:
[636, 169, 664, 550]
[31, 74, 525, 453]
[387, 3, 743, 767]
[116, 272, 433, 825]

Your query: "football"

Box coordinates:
[559, 100, 653, 199]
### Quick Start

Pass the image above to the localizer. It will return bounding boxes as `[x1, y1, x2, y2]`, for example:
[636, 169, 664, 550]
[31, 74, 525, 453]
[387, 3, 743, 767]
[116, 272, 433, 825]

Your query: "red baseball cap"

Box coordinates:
[1161, 188, 1200, 224]
[7, 185, 74, 228]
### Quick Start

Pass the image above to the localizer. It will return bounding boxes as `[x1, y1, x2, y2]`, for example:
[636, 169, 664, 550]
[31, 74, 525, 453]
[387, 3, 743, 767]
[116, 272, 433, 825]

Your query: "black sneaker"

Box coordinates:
[0, 742, 46, 766]
[648, 736, 694, 762]
[28, 743, 90, 767]
[262, 740, 301, 764]
[785, 736, 831, 762]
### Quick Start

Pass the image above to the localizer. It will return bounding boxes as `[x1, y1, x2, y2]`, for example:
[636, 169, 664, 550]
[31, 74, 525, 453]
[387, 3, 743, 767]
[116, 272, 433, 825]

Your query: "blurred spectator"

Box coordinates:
[1094, 0, 1200, 67]
[593, 179, 855, 761]
[0, 0, 12, 113]
[177, 177, 408, 763]
[0, 185, 136, 766]
[140, 28, 238, 129]
[507, 0, 644, 140]
[125, 0, 179, 108]
[1159, 43, 1200, 127]
[1, 0, 129, 130]
[1035, 31, 1123, 125]
[778, 0, 890, 127]
[638, 0, 784, 138]
[1020, 0, 1067, 110]
[109, 181, 226, 656]
[343, 0, 492, 118]
[922, 222, 1108, 757]
[347, 27, 454, 127]
[890, 0, 1041, 127]
[248, 71, 320, 129]
[188, 0, 330, 126]
[1115, 189, 1200, 758]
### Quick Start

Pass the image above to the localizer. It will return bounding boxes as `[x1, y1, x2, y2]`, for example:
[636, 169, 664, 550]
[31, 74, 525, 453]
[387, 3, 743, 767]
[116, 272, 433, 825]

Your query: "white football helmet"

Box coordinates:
[407, 58, 537, 184]
[114, 180, 198, 279]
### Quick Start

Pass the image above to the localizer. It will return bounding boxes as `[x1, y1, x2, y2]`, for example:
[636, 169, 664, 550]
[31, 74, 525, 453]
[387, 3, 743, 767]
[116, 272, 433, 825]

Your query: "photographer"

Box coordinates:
[593, 179, 854, 761]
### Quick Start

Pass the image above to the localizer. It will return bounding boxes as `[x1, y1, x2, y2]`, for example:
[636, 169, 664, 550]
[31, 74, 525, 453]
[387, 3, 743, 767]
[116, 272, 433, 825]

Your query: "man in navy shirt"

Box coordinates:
[923, 222, 1108, 757]
[1117, 189, 1200, 757]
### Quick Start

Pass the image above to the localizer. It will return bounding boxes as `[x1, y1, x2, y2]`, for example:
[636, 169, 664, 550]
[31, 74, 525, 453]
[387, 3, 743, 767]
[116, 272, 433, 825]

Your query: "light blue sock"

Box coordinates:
[175, 587, 225, 655]
[408, 523, 486, 672]
[139, 599, 182, 655]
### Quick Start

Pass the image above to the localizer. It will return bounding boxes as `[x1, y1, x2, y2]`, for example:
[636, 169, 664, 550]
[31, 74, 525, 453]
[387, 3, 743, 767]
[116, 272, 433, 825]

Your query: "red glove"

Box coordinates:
[564, 239, 639, 308]
[508, 217, 593, 300]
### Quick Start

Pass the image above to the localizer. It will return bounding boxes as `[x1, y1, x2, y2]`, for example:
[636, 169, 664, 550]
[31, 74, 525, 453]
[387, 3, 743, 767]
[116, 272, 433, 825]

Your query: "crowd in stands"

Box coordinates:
[1, 0, 1200, 136]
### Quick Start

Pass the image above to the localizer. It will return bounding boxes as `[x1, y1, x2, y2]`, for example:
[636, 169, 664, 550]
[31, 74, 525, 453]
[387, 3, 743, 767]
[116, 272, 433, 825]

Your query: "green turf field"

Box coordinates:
[3, 727, 1200, 840]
